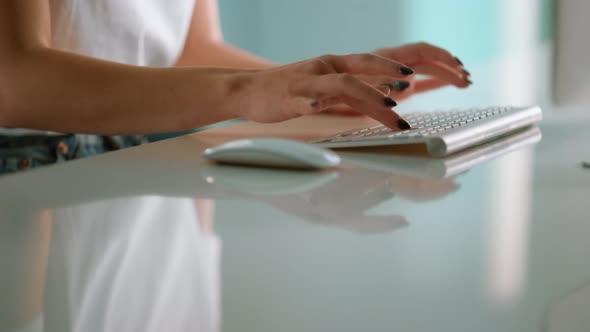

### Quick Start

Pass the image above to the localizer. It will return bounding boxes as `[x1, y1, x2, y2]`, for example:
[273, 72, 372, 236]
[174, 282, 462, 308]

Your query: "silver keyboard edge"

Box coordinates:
[314, 106, 543, 157]
[428, 106, 543, 157]
[435, 126, 542, 177]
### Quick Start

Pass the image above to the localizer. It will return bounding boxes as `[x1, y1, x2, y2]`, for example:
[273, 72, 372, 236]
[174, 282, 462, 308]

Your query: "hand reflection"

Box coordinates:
[388, 175, 459, 201]
[201, 164, 459, 234]
[262, 169, 407, 234]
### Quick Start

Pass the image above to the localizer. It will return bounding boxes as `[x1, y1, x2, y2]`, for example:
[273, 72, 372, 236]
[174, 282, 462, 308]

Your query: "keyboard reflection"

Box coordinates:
[338, 126, 541, 179]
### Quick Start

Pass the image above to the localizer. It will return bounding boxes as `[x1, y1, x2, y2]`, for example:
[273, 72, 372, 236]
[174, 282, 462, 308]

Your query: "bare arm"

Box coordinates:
[0, 1, 470, 135]
[0, 0, 240, 135]
[172, 0, 471, 115]
[175, 0, 272, 69]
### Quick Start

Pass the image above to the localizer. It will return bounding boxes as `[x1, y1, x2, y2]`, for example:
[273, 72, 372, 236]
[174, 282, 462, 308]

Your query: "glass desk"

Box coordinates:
[1, 108, 589, 332]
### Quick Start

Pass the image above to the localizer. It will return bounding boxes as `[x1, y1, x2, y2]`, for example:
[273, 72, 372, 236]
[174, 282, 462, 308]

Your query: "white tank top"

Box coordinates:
[1, 0, 196, 135]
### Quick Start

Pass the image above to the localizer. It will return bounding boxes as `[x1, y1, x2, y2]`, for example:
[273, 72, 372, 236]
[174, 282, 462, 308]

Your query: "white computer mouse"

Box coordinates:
[202, 138, 341, 169]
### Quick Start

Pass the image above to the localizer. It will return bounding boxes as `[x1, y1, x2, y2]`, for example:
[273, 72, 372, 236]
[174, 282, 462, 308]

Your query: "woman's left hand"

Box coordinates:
[326, 42, 472, 114]
[374, 42, 471, 97]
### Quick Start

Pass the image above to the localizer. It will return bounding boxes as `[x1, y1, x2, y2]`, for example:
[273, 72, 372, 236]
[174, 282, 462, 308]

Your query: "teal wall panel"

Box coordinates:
[254, 0, 407, 62]
[220, 0, 407, 63]
[219, 0, 261, 51]
[219, 0, 552, 64]
[399, 0, 500, 64]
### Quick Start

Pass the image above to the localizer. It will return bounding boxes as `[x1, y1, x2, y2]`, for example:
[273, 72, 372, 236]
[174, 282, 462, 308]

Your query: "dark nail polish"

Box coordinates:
[465, 78, 473, 85]
[393, 80, 411, 92]
[384, 97, 397, 107]
[397, 119, 412, 130]
[399, 66, 414, 75]
[380, 83, 395, 91]
[462, 69, 471, 76]
[454, 56, 464, 66]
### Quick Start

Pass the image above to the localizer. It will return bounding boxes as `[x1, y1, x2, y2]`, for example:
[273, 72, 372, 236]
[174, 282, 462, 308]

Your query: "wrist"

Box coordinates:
[220, 70, 257, 119]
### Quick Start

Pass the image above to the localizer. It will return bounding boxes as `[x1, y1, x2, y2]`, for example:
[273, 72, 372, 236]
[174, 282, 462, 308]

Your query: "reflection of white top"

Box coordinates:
[1, 0, 196, 135]
[41, 196, 220, 332]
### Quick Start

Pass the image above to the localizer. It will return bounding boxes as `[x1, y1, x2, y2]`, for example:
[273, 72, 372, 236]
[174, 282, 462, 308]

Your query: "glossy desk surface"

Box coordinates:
[1, 106, 590, 332]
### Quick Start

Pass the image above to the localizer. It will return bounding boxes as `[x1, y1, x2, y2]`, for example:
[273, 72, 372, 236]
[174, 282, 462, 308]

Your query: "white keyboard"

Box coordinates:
[311, 106, 543, 157]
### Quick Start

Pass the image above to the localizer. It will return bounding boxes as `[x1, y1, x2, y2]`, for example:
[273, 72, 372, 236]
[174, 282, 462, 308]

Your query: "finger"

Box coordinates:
[376, 84, 391, 95]
[386, 79, 454, 102]
[341, 216, 408, 234]
[413, 78, 452, 93]
[381, 80, 412, 94]
[334, 96, 404, 130]
[354, 74, 413, 94]
[386, 42, 465, 71]
[294, 73, 403, 129]
[294, 73, 393, 106]
[297, 58, 338, 75]
[413, 62, 471, 88]
[356, 75, 414, 101]
[320, 53, 415, 77]
[323, 104, 364, 116]
[316, 97, 401, 122]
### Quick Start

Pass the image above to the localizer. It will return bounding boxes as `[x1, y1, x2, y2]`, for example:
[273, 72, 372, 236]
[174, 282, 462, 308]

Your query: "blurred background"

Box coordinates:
[220, 0, 551, 65]
[219, 0, 553, 109]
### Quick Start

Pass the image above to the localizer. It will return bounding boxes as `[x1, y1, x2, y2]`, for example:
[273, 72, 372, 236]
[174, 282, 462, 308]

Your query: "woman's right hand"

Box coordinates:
[226, 53, 416, 130]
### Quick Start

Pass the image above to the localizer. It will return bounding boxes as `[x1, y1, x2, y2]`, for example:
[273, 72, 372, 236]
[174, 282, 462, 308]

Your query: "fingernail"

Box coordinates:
[397, 118, 412, 130]
[399, 66, 414, 75]
[384, 97, 397, 107]
[465, 78, 473, 85]
[454, 56, 464, 66]
[379, 83, 394, 92]
[462, 69, 471, 76]
[393, 80, 411, 92]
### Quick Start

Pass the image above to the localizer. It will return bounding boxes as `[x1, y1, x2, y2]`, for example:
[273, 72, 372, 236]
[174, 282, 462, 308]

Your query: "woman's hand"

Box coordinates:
[324, 42, 472, 115]
[227, 53, 416, 130]
[374, 42, 471, 99]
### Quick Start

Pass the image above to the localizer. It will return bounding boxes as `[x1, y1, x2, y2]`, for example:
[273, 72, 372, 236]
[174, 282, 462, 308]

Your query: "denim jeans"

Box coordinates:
[0, 134, 146, 175]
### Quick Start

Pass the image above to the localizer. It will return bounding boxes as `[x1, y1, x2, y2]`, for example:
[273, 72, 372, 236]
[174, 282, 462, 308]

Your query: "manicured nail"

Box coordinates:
[462, 69, 471, 76]
[399, 66, 414, 75]
[379, 83, 394, 93]
[384, 97, 397, 107]
[393, 80, 411, 92]
[465, 78, 473, 85]
[397, 118, 412, 130]
[454, 56, 464, 66]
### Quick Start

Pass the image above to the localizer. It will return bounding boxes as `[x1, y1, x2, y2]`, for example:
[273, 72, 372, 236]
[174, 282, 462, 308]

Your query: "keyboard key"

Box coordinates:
[311, 106, 529, 147]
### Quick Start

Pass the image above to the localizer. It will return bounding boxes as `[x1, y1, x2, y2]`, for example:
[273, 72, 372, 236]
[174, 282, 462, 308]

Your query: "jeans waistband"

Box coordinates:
[0, 134, 145, 174]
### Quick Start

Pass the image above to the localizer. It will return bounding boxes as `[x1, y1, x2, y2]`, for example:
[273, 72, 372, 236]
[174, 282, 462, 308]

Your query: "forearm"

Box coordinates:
[0, 47, 243, 135]
[176, 40, 274, 69]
